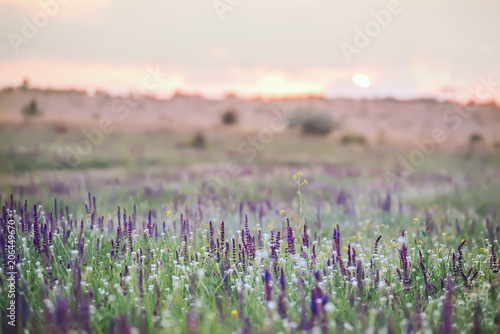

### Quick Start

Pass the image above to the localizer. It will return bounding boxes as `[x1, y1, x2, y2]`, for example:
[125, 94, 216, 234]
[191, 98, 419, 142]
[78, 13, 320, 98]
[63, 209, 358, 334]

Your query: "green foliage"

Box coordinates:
[287, 107, 339, 136]
[1, 125, 500, 333]
[340, 133, 368, 145]
[469, 133, 483, 143]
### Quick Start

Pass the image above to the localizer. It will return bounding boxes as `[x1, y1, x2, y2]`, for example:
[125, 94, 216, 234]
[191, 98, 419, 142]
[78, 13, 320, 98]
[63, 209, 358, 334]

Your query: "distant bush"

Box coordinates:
[469, 133, 483, 143]
[190, 132, 206, 149]
[22, 99, 41, 117]
[340, 133, 368, 145]
[52, 123, 68, 134]
[493, 141, 500, 149]
[221, 107, 238, 125]
[301, 113, 334, 135]
[287, 108, 339, 136]
[20, 78, 30, 90]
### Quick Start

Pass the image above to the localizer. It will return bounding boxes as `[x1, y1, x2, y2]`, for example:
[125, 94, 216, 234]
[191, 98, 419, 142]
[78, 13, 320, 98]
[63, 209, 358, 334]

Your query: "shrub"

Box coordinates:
[221, 107, 238, 125]
[22, 99, 41, 117]
[469, 133, 483, 143]
[287, 108, 338, 136]
[340, 133, 368, 145]
[20, 77, 30, 90]
[52, 123, 68, 134]
[190, 132, 206, 149]
[301, 113, 334, 135]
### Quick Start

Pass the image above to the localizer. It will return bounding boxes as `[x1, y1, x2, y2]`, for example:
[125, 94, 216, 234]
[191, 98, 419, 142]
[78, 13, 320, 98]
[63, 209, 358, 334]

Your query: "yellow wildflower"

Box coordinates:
[297, 171, 303, 176]
[231, 310, 238, 316]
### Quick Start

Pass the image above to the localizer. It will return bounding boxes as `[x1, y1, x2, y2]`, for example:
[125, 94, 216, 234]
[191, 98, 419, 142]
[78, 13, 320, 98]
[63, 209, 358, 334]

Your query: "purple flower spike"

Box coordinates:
[263, 269, 272, 302]
[441, 276, 454, 334]
[490, 243, 498, 273]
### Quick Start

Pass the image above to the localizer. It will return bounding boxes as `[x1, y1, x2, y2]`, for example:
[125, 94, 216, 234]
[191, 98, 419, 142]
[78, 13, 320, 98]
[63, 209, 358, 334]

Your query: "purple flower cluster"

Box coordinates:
[397, 230, 411, 291]
[333, 224, 346, 276]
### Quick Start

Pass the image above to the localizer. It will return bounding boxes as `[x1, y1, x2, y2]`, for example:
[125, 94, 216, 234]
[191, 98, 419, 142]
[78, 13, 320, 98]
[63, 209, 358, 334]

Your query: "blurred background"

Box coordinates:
[0, 0, 499, 213]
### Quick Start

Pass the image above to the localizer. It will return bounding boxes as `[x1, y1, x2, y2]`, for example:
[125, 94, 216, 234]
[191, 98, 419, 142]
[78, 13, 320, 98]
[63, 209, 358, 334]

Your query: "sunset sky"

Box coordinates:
[1, 0, 500, 102]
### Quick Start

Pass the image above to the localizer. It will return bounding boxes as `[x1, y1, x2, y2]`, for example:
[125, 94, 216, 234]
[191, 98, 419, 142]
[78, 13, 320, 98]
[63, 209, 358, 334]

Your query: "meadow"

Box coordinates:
[1, 124, 500, 333]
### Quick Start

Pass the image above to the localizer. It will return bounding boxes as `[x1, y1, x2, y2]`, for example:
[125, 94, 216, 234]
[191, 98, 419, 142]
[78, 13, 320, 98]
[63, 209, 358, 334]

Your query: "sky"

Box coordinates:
[1, 0, 500, 102]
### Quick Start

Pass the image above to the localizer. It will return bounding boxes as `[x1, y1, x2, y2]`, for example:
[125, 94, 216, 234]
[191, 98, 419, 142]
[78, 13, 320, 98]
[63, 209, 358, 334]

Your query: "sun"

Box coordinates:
[353, 73, 371, 88]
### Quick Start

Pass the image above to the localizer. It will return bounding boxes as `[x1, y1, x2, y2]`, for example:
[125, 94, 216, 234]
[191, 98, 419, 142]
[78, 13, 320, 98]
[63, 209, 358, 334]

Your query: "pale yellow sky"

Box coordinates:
[1, 0, 500, 102]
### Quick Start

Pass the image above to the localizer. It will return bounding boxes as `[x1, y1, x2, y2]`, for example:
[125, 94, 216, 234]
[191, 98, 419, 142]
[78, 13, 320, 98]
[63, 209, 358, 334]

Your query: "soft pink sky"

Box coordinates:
[1, 0, 500, 102]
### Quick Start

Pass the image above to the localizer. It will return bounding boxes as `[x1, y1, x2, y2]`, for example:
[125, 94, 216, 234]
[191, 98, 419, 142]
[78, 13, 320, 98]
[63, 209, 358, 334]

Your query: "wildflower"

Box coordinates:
[490, 243, 499, 273]
[297, 172, 303, 176]
[281, 210, 286, 215]
[231, 310, 238, 316]
[441, 276, 454, 334]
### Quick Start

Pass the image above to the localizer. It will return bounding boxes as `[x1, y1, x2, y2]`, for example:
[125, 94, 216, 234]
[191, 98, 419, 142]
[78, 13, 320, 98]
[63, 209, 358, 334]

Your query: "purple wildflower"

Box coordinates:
[398, 230, 411, 290]
[441, 276, 454, 334]
[286, 219, 295, 256]
[490, 243, 499, 273]
[33, 204, 41, 253]
[381, 192, 391, 212]
[278, 268, 287, 319]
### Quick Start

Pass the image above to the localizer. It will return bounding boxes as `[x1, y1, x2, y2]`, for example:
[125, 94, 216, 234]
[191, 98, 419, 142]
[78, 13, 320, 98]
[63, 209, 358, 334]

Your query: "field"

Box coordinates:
[1, 124, 500, 333]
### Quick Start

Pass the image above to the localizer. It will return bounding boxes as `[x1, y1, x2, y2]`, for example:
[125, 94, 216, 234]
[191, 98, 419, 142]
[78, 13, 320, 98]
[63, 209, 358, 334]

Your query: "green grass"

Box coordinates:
[0, 124, 499, 333]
